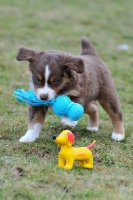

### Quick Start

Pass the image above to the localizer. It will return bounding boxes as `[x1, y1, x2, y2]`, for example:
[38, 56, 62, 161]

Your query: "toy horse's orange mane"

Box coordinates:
[68, 131, 75, 144]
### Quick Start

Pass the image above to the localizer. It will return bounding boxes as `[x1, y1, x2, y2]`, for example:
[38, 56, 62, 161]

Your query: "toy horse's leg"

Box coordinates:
[85, 101, 99, 131]
[83, 157, 93, 169]
[78, 161, 85, 167]
[19, 106, 47, 143]
[63, 158, 74, 170]
[58, 155, 66, 168]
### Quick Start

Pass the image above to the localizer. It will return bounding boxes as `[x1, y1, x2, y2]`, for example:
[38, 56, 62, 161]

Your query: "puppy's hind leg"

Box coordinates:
[85, 101, 99, 132]
[99, 90, 125, 141]
[19, 106, 47, 143]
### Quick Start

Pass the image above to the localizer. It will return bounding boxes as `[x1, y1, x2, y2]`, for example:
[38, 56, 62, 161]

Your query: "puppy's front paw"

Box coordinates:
[111, 132, 125, 141]
[61, 117, 78, 127]
[19, 133, 38, 143]
[19, 123, 42, 143]
[87, 126, 99, 132]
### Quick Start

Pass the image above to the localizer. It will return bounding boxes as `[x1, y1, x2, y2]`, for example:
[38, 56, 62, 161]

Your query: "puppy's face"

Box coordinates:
[16, 47, 84, 100]
[31, 59, 69, 100]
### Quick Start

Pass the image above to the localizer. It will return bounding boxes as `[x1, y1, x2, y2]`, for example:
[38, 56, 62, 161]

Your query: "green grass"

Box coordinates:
[0, 0, 133, 199]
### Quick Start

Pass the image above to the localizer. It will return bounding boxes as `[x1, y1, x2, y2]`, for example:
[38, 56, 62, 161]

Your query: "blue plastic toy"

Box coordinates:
[14, 89, 84, 121]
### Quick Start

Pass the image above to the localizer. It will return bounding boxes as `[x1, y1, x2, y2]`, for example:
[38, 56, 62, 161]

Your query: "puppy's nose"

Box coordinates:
[52, 135, 57, 140]
[40, 94, 48, 100]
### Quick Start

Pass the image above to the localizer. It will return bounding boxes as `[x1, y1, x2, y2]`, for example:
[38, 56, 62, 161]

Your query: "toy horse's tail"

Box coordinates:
[87, 140, 96, 149]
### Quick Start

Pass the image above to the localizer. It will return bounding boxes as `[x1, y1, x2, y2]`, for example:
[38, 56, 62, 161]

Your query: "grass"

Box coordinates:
[0, 0, 133, 199]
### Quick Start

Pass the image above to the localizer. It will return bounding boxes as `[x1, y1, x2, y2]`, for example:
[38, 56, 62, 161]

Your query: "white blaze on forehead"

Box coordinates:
[36, 65, 56, 100]
[45, 64, 50, 83]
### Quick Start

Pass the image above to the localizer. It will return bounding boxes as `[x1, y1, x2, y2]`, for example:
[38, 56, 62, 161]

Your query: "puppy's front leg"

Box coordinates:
[61, 97, 83, 127]
[85, 101, 99, 131]
[19, 106, 47, 143]
[61, 117, 78, 127]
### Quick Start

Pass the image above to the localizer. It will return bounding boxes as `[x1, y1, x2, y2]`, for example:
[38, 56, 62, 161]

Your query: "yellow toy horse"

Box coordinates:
[53, 130, 95, 170]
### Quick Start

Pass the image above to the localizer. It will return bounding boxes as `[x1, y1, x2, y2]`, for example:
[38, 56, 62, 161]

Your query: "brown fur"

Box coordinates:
[28, 106, 48, 128]
[16, 36, 125, 141]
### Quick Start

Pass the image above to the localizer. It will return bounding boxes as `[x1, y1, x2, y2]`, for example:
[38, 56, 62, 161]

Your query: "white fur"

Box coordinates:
[19, 123, 42, 143]
[36, 65, 56, 100]
[111, 132, 125, 141]
[87, 126, 99, 131]
[29, 71, 34, 90]
[61, 117, 78, 127]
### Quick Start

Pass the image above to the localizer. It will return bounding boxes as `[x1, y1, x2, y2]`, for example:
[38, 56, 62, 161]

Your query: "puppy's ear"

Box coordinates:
[63, 56, 84, 73]
[16, 47, 36, 62]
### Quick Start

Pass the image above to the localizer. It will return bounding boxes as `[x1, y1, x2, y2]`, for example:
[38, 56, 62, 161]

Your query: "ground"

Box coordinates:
[0, 0, 133, 199]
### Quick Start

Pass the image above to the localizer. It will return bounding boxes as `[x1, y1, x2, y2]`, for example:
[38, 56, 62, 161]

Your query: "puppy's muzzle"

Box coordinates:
[40, 94, 48, 100]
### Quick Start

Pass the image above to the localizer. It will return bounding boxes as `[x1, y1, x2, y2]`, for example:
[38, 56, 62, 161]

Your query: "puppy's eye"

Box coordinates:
[51, 79, 60, 85]
[36, 77, 41, 83]
[52, 80, 58, 84]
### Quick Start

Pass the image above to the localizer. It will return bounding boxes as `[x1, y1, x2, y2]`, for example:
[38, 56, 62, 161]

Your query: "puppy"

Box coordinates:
[16, 36, 125, 142]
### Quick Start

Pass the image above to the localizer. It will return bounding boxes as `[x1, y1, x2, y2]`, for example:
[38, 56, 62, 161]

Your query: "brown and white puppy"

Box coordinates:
[16, 36, 125, 142]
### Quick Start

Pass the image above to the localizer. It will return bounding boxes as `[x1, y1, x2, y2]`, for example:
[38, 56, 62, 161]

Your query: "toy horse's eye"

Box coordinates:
[63, 134, 66, 136]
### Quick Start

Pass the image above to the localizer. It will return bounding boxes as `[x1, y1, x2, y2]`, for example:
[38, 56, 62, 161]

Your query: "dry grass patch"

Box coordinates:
[0, 0, 133, 199]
